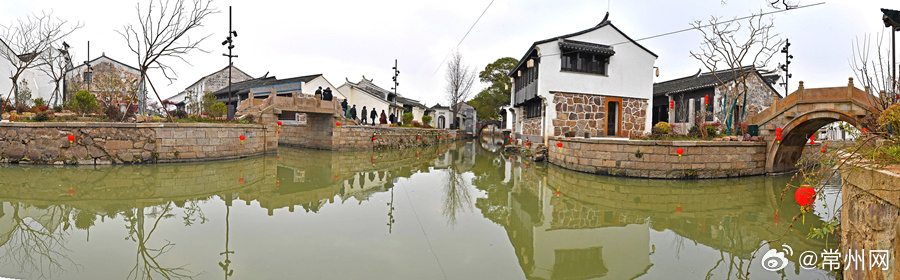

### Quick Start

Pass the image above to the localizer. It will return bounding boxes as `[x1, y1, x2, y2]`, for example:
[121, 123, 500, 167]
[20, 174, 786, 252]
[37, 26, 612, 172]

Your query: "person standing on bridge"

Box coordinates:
[380, 110, 387, 125]
[370, 108, 377, 126]
[315, 86, 323, 99]
[323, 87, 333, 101]
[350, 105, 357, 121]
[361, 106, 368, 124]
[341, 99, 348, 117]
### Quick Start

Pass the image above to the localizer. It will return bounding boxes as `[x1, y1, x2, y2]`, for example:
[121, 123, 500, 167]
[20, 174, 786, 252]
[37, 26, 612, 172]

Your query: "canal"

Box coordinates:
[0, 137, 838, 279]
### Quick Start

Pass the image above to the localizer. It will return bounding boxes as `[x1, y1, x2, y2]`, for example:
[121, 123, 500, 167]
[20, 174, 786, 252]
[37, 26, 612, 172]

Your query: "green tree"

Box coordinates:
[470, 57, 517, 120]
[210, 102, 227, 118]
[201, 91, 216, 114]
[72, 90, 99, 115]
[16, 80, 32, 108]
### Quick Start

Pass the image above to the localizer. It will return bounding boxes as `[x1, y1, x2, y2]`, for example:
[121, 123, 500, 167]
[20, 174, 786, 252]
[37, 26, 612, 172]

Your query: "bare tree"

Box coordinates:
[118, 0, 217, 118]
[445, 51, 477, 129]
[38, 43, 72, 106]
[850, 32, 898, 113]
[0, 11, 80, 107]
[690, 13, 783, 134]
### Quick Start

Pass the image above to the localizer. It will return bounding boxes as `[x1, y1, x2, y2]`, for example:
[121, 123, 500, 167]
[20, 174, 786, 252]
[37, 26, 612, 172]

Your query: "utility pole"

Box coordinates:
[391, 59, 399, 96]
[779, 39, 793, 95]
[222, 6, 238, 120]
[83, 41, 93, 92]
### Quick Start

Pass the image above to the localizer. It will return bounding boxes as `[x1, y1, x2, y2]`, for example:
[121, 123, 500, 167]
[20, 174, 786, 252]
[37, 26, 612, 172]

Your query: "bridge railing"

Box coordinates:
[750, 79, 876, 125]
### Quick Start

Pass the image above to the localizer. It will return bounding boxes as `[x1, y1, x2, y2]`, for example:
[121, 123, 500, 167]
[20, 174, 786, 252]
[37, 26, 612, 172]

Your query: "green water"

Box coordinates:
[0, 137, 839, 279]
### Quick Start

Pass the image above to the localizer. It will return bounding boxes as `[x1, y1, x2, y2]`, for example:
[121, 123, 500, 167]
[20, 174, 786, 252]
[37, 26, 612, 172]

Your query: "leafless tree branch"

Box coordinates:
[445, 51, 477, 129]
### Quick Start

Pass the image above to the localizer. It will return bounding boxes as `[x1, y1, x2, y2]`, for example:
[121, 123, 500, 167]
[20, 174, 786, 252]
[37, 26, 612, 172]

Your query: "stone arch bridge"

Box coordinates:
[750, 79, 879, 174]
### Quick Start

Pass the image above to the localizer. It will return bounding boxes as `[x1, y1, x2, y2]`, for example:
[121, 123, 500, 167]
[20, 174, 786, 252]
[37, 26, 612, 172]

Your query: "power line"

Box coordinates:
[432, 0, 496, 76]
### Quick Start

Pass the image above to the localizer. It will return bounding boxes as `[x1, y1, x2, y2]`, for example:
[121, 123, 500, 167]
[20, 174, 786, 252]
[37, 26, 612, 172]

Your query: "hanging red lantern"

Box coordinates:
[68, 187, 74, 196]
[416, 136, 420, 140]
[774, 211, 780, 227]
[276, 180, 280, 186]
[416, 153, 419, 157]
[239, 135, 245, 144]
[277, 130, 280, 134]
[336, 121, 341, 127]
[775, 135, 782, 144]
[238, 177, 244, 184]
[676, 148, 684, 158]
[676, 205, 682, 213]
[67, 134, 75, 143]
[335, 175, 339, 179]
[277, 121, 282, 127]
[372, 158, 376, 162]
[775, 131, 782, 137]
[776, 127, 783, 133]
[440, 135, 443, 139]
[555, 189, 561, 197]
[704, 94, 709, 105]
[525, 163, 529, 167]
[372, 136, 377, 141]
[794, 186, 815, 206]
[821, 143, 828, 153]
[669, 100, 675, 109]
[556, 142, 562, 148]
[861, 128, 868, 133]
[526, 142, 531, 147]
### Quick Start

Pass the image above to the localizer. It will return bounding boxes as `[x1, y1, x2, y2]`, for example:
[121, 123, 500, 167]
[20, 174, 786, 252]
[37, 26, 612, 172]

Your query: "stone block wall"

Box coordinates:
[0, 122, 275, 164]
[548, 136, 767, 179]
[552, 92, 647, 137]
[840, 166, 899, 280]
[279, 114, 461, 151]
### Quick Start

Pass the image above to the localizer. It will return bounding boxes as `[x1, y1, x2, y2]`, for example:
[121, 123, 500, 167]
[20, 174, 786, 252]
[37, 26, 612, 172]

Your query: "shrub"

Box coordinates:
[71, 90, 100, 115]
[705, 125, 717, 137]
[688, 125, 701, 137]
[422, 115, 433, 126]
[411, 121, 422, 127]
[402, 112, 414, 125]
[53, 105, 62, 112]
[210, 102, 227, 118]
[652, 122, 671, 135]
[33, 97, 46, 108]
[877, 103, 900, 134]
[32, 112, 51, 122]
[172, 109, 188, 119]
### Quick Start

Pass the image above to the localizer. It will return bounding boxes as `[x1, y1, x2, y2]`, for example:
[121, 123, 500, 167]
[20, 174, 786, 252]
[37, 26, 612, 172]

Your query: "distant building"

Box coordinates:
[652, 67, 781, 133]
[505, 14, 657, 143]
[0, 39, 72, 106]
[164, 65, 252, 112]
[425, 102, 476, 133]
[338, 77, 424, 123]
[211, 73, 346, 107]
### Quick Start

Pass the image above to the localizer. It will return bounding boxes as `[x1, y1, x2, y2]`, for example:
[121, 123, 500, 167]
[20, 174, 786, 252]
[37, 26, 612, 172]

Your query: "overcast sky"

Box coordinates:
[2, 0, 896, 106]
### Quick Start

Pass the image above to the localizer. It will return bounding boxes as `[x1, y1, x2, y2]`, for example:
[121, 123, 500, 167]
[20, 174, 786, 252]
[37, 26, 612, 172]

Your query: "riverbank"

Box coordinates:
[0, 122, 275, 164]
[840, 164, 900, 280]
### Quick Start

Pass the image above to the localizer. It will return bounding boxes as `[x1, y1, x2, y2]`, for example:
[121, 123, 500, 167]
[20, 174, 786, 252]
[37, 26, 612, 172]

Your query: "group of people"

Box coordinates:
[315, 86, 334, 101]
[341, 102, 399, 126]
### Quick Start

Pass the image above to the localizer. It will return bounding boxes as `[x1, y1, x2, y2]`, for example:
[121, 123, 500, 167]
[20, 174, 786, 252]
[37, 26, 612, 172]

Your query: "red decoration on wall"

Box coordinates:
[68, 187, 74, 196]
[238, 177, 244, 184]
[336, 122, 341, 127]
[676, 205, 682, 213]
[776, 127, 783, 133]
[416, 136, 420, 140]
[794, 186, 815, 206]
[277, 121, 282, 126]
[556, 142, 562, 148]
[67, 134, 75, 143]
[821, 143, 828, 153]
[676, 148, 684, 157]
[526, 142, 531, 147]
[372, 136, 377, 141]
[775, 135, 782, 143]
[276, 180, 280, 186]
[704, 94, 709, 105]
[239, 135, 245, 144]
[775, 131, 782, 137]
[669, 100, 674, 109]
[862, 128, 868, 133]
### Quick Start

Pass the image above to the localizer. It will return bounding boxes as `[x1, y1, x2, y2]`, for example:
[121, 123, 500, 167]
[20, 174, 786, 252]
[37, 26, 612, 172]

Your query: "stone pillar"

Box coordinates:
[847, 77, 854, 99]
[688, 98, 695, 127]
[797, 81, 805, 100]
[668, 95, 674, 124]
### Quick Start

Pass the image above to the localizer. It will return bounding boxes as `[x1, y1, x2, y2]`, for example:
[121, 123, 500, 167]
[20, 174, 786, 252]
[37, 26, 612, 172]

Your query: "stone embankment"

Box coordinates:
[840, 165, 899, 280]
[548, 136, 767, 179]
[279, 114, 462, 150]
[0, 122, 275, 164]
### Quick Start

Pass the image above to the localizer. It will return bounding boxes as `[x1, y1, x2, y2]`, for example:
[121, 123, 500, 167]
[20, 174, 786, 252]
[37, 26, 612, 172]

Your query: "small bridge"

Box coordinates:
[750, 78, 879, 173]
[236, 82, 350, 126]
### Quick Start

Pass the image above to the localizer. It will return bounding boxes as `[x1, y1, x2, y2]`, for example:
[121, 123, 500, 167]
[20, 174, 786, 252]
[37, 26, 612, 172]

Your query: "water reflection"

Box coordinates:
[0, 137, 837, 279]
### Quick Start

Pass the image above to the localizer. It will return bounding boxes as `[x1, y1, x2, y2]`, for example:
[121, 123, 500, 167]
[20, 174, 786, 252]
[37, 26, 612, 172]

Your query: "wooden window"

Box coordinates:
[561, 52, 608, 75]
[524, 101, 542, 119]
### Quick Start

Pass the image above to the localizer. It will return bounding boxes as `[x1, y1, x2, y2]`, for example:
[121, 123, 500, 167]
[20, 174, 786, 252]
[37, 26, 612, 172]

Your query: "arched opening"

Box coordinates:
[767, 111, 862, 173]
[438, 116, 446, 129]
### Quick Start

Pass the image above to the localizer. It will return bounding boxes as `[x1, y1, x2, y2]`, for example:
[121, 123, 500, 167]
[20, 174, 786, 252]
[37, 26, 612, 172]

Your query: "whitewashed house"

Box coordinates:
[0, 39, 69, 106]
[164, 65, 253, 112]
[505, 14, 657, 143]
[338, 77, 416, 124]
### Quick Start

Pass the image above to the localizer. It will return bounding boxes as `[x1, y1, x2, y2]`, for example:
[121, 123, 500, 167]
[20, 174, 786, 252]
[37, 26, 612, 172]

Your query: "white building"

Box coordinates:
[0, 39, 69, 106]
[164, 65, 253, 112]
[505, 14, 657, 143]
[338, 77, 422, 124]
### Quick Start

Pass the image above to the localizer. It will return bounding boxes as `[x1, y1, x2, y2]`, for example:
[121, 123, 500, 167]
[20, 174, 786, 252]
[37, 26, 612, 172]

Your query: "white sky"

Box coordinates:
[1, 0, 896, 106]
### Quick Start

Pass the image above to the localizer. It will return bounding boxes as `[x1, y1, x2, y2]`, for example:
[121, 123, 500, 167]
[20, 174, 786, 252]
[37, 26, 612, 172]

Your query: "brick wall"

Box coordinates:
[548, 136, 766, 179]
[279, 115, 461, 151]
[0, 122, 275, 164]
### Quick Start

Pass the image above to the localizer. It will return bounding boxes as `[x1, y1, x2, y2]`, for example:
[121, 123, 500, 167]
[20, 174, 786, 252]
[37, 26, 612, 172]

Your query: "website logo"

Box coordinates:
[761, 245, 792, 271]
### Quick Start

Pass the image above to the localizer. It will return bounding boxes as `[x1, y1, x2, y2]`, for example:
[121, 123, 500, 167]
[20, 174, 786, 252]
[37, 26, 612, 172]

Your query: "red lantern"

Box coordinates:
[526, 142, 531, 147]
[336, 122, 341, 127]
[440, 135, 443, 139]
[776, 127, 783, 133]
[67, 134, 75, 143]
[239, 135, 245, 144]
[794, 186, 815, 206]
[775, 135, 782, 143]
[276, 181, 280, 186]
[416, 136, 420, 140]
[372, 158, 376, 162]
[277, 121, 282, 126]
[416, 153, 419, 157]
[556, 142, 562, 148]
[704, 94, 709, 105]
[525, 163, 529, 167]
[68, 187, 74, 196]
[555, 190, 561, 197]
[676, 205, 682, 213]
[372, 136, 377, 141]
[669, 100, 675, 109]
[821, 143, 828, 153]
[238, 177, 244, 184]
[676, 148, 684, 157]
[335, 175, 339, 179]
[775, 131, 782, 137]
[774, 211, 780, 227]
[861, 128, 868, 133]
[277, 131, 280, 134]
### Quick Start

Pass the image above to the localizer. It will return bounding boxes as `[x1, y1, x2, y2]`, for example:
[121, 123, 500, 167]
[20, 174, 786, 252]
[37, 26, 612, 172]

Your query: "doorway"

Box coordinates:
[605, 97, 622, 137]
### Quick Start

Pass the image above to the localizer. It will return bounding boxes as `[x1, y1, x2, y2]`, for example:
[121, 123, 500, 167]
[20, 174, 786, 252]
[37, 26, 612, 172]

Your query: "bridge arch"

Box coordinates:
[766, 109, 862, 173]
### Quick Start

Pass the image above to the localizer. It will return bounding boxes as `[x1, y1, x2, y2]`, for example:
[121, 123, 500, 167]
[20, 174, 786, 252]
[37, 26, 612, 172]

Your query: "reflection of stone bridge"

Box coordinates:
[751, 79, 879, 173]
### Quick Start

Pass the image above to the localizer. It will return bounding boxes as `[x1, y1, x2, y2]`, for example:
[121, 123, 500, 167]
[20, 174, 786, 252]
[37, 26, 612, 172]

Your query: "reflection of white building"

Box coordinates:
[340, 171, 391, 202]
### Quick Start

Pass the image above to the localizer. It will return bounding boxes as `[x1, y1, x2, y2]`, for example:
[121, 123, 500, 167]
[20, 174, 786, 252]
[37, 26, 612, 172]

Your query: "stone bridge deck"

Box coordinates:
[237, 93, 343, 118]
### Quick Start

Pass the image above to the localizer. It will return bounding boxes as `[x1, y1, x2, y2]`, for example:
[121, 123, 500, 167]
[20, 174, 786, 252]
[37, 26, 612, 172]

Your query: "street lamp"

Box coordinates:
[223, 6, 238, 120]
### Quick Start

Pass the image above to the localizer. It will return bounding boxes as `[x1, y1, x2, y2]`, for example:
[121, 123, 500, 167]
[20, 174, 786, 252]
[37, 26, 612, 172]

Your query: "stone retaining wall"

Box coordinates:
[0, 122, 276, 164]
[548, 136, 767, 179]
[280, 114, 461, 150]
[840, 166, 899, 280]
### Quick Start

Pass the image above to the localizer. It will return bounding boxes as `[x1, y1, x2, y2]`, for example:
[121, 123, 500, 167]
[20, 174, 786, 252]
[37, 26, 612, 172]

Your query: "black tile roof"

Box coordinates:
[883, 8, 900, 30]
[558, 39, 615, 56]
[211, 74, 321, 97]
[509, 16, 657, 75]
[395, 96, 426, 108]
[653, 66, 782, 97]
